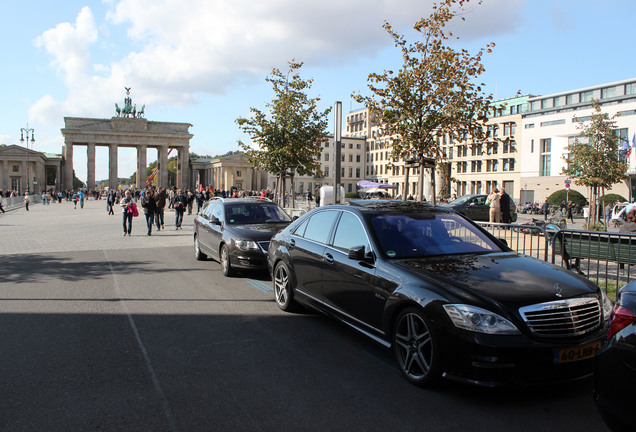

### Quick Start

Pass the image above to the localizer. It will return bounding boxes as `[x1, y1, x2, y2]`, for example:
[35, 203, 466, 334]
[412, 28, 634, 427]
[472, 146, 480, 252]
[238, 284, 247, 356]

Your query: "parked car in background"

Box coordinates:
[268, 200, 611, 387]
[444, 194, 518, 223]
[194, 197, 292, 276]
[594, 281, 636, 431]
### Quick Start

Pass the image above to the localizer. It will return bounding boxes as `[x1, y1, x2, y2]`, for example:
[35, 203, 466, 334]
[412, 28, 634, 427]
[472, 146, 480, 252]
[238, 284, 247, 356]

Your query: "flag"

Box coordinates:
[632, 133, 636, 148]
[620, 139, 630, 158]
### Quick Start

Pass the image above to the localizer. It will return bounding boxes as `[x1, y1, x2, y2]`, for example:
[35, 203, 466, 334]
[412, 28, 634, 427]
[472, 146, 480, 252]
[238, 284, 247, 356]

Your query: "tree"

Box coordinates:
[236, 60, 331, 207]
[561, 102, 628, 224]
[354, 0, 496, 204]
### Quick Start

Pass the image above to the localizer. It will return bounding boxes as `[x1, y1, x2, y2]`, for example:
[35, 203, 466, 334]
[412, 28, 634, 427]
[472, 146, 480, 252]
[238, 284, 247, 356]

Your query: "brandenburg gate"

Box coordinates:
[61, 90, 193, 190]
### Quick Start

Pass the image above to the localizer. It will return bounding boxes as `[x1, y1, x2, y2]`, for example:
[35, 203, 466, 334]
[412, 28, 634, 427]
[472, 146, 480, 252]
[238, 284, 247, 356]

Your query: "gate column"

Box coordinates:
[63, 143, 74, 191]
[137, 145, 147, 188]
[87, 143, 96, 190]
[109, 143, 118, 190]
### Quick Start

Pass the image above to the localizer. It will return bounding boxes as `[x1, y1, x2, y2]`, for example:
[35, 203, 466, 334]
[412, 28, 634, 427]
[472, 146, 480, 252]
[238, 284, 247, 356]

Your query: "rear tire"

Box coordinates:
[273, 261, 298, 312]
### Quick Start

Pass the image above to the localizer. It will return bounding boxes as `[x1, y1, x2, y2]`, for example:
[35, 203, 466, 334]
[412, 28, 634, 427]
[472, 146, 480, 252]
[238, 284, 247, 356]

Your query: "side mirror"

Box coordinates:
[348, 245, 367, 261]
[292, 216, 299, 221]
[497, 238, 508, 247]
[209, 215, 221, 225]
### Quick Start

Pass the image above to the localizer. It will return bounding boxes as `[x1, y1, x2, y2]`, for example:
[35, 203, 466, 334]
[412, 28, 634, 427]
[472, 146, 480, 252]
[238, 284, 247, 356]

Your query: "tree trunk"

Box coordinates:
[430, 166, 437, 205]
[290, 174, 296, 208]
[403, 164, 410, 200]
[417, 160, 425, 202]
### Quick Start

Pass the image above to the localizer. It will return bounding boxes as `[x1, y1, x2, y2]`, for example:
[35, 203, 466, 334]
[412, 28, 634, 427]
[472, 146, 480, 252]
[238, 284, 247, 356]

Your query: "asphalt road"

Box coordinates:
[0, 200, 610, 431]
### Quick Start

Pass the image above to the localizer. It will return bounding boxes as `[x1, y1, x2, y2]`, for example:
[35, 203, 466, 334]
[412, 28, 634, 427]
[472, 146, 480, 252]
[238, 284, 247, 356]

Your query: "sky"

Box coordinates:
[1, 0, 635, 184]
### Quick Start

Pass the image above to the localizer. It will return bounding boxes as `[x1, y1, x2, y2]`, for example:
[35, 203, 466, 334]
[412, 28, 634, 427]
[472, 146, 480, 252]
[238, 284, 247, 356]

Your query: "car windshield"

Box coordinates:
[225, 203, 292, 225]
[370, 212, 502, 258]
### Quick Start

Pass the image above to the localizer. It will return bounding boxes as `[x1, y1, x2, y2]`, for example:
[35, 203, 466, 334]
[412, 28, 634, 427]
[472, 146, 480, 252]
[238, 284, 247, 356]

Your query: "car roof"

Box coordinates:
[208, 197, 274, 205]
[348, 199, 454, 215]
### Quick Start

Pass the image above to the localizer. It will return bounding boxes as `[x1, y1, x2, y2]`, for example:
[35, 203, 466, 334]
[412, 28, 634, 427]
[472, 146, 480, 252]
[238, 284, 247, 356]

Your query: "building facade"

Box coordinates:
[0, 145, 62, 194]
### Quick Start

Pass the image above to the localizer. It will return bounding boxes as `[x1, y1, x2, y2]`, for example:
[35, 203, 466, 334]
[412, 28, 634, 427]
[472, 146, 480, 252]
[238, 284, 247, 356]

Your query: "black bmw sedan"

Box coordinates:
[594, 281, 636, 430]
[268, 200, 612, 387]
[194, 197, 292, 276]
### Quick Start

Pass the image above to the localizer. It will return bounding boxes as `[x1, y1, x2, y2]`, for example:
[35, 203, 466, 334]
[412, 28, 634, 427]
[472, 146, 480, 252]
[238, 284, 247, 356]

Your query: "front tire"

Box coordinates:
[194, 235, 207, 261]
[273, 261, 298, 311]
[220, 244, 234, 276]
[393, 307, 441, 386]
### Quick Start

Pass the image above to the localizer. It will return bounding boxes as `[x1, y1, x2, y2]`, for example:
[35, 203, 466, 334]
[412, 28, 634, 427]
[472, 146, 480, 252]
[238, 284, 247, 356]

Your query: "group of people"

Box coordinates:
[486, 187, 513, 223]
[120, 186, 189, 236]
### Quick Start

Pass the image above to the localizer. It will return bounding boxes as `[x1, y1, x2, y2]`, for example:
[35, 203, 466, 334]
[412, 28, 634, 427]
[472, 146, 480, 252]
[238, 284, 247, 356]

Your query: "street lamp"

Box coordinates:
[20, 125, 35, 194]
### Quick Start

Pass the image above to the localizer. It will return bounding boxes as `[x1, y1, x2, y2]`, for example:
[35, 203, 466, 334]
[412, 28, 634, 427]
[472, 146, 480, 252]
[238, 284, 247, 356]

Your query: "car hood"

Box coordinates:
[397, 252, 599, 309]
[231, 222, 291, 239]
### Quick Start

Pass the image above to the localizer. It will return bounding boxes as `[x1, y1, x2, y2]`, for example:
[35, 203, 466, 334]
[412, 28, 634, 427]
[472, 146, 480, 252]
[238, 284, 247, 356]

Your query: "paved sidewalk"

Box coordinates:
[0, 199, 195, 256]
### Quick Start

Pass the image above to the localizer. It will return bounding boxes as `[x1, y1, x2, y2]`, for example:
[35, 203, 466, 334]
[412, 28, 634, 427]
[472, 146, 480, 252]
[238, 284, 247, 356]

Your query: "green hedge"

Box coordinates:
[547, 189, 586, 206]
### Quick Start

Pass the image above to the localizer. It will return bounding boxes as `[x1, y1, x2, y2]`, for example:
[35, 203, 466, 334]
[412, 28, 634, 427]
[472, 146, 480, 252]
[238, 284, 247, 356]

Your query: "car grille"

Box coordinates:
[519, 297, 601, 338]
[257, 241, 270, 253]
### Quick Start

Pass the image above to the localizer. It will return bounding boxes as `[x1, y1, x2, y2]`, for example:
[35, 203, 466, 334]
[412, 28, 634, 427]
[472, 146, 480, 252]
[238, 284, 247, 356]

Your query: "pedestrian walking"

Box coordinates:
[173, 188, 186, 230]
[541, 199, 550, 221]
[121, 190, 135, 236]
[24, 192, 30, 211]
[155, 187, 166, 230]
[141, 189, 157, 236]
[567, 201, 575, 224]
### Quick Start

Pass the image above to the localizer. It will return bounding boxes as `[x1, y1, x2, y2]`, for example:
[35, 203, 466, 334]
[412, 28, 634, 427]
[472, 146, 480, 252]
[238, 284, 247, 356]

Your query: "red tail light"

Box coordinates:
[607, 305, 636, 339]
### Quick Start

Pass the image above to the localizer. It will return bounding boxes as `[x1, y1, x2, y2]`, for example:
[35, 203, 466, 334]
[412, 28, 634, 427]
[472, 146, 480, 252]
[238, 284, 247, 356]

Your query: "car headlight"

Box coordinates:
[600, 289, 614, 323]
[443, 304, 520, 335]
[235, 240, 259, 251]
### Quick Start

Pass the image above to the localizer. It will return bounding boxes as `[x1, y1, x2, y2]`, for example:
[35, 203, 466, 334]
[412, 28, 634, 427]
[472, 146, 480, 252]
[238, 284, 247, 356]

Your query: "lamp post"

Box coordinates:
[20, 125, 35, 194]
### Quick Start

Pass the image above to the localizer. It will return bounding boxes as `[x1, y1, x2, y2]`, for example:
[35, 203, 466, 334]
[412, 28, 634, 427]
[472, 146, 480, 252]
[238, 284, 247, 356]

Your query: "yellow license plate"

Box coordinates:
[554, 342, 602, 364]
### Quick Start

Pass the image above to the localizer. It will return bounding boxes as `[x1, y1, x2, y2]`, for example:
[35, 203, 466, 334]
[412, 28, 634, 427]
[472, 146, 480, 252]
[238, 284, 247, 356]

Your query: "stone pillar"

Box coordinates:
[109, 144, 118, 190]
[63, 143, 74, 191]
[159, 146, 169, 187]
[56, 164, 61, 191]
[35, 160, 45, 194]
[2, 160, 8, 191]
[87, 143, 96, 190]
[137, 145, 147, 188]
[178, 145, 190, 189]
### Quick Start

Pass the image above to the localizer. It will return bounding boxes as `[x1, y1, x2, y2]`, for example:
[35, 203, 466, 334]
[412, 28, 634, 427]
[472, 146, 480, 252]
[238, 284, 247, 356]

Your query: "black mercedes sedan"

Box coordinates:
[444, 194, 518, 222]
[594, 281, 636, 431]
[194, 197, 292, 276]
[268, 200, 612, 387]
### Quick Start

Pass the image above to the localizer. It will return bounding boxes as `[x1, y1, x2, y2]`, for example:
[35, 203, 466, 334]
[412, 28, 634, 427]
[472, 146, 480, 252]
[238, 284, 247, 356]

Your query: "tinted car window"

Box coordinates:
[371, 212, 501, 258]
[303, 210, 339, 244]
[225, 203, 291, 225]
[332, 212, 370, 252]
[292, 218, 309, 237]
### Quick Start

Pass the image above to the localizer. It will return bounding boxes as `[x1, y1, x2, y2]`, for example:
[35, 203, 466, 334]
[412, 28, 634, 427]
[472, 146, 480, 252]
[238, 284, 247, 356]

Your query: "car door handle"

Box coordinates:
[324, 253, 334, 264]
[289, 239, 295, 248]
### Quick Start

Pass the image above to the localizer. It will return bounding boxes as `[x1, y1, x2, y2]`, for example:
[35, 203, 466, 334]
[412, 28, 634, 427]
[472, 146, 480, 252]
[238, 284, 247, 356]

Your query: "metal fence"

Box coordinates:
[478, 222, 636, 298]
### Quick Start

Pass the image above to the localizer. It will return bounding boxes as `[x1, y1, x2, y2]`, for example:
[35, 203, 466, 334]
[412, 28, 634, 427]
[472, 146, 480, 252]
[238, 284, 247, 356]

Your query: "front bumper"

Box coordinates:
[439, 326, 606, 387]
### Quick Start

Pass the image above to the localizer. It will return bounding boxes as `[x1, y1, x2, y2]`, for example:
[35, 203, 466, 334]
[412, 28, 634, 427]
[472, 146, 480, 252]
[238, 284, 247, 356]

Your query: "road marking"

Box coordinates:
[247, 279, 273, 293]
[104, 250, 178, 432]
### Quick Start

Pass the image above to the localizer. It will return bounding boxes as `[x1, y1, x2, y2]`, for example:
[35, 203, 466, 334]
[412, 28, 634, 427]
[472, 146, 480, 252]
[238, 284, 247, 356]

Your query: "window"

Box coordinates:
[356, 168, 360, 178]
[566, 94, 576, 105]
[325, 142, 329, 147]
[349, 155, 353, 162]
[303, 211, 339, 244]
[324, 167, 329, 176]
[601, 87, 617, 99]
[332, 212, 370, 252]
[236, 170, 242, 177]
[541, 119, 566, 127]
[12, 165, 19, 173]
[525, 123, 535, 129]
[325, 153, 329, 161]
[626, 83, 636, 95]
[510, 123, 516, 135]
[540, 139, 551, 176]
[580, 91, 593, 103]
[356, 155, 361, 163]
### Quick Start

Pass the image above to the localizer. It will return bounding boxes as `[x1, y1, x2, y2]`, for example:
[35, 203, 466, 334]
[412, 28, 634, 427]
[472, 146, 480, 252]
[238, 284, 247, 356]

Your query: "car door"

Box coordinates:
[288, 210, 339, 300]
[197, 202, 217, 255]
[207, 202, 225, 259]
[321, 210, 382, 328]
